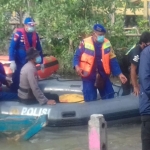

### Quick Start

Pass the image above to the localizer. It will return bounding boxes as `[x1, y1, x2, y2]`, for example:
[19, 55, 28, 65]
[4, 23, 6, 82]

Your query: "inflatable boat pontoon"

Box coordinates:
[0, 78, 139, 127]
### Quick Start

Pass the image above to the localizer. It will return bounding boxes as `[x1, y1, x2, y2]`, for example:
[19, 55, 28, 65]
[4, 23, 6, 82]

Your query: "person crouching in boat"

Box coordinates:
[0, 63, 18, 100]
[18, 48, 59, 105]
[73, 24, 127, 102]
[9, 17, 44, 93]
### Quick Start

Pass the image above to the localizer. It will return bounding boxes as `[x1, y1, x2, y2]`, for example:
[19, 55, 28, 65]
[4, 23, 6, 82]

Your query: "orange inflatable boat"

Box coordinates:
[0, 55, 59, 79]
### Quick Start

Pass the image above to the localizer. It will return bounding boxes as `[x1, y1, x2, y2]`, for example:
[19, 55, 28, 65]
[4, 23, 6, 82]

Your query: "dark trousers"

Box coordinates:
[0, 63, 7, 86]
[0, 92, 18, 101]
[19, 93, 59, 105]
[121, 73, 131, 96]
[141, 117, 150, 150]
[10, 64, 23, 93]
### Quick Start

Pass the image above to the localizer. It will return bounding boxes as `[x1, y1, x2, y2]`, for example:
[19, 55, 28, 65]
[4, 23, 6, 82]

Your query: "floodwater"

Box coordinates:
[0, 118, 142, 150]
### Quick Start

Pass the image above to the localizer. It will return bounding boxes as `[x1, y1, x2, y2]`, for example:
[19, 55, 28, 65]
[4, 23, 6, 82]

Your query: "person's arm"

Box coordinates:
[27, 69, 48, 105]
[73, 41, 85, 76]
[129, 47, 140, 95]
[9, 32, 21, 61]
[73, 41, 84, 68]
[110, 58, 122, 76]
[130, 63, 139, 95]
[109, 47, 122, 75]
[139, 49, 150, 99]
[9, 32, 21, 72]
[36, 33, 43, 64]
[109, 47, 127, 84]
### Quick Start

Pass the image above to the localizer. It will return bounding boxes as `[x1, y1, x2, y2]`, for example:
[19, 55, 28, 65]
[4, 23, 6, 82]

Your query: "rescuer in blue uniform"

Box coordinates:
[139, 45, 150, 150]
[9, 17, 44, 93]
[0, 63, 18, 100]
[73, 24, 127, 102]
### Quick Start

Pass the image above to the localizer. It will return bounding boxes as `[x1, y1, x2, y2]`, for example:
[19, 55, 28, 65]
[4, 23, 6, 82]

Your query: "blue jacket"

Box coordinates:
[9, 30, 43, 65]
[73, 41, 121, 81]
[139, 46, 150, 115]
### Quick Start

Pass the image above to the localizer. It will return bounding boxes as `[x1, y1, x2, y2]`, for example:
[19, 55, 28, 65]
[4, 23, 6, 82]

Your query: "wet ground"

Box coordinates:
[0, 118, 142, 150]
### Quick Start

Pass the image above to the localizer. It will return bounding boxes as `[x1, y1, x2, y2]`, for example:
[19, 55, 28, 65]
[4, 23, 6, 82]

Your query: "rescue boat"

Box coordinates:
[0, 77, 139, 127]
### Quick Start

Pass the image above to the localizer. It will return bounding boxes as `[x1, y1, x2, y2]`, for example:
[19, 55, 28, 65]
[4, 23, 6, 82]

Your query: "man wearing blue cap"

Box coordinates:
[73, 24, 127, 101]
[9, 17, 44, 93]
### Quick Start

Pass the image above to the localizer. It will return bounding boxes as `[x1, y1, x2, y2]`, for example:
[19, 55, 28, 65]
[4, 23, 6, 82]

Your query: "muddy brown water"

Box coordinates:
[0, 118, 142, 150]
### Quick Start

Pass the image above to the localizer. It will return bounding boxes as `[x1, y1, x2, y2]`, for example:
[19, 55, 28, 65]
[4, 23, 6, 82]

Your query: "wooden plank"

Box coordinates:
[141, 0, 150, 2]
[93, 7, 145, 16]
[116, 8, 143, 15]
[116, 9, 150, 16]
[143, 0, 148, 18]
[9, 21, 20, 25]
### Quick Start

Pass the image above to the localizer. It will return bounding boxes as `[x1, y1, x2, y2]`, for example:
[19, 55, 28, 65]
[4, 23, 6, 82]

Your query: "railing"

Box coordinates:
[115, 0, 150, 19]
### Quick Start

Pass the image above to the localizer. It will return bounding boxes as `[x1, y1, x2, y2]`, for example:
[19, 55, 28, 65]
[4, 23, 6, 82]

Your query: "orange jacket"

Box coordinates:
[79, 36, 116, 77]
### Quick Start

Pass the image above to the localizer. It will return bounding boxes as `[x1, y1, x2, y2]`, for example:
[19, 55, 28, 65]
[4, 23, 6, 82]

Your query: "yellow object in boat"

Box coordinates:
[59, 94, 84, 103]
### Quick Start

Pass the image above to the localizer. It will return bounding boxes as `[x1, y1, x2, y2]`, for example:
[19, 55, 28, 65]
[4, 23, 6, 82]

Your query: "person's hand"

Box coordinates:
[40, 64, 45, 72]
[118, 73, 127, 84]
[133, 86, 140, 96]
[5, 76, 13, 87]
[10, 61, 16, 73]
[75, 65, 83, 76]
[47, 100, 56, 105]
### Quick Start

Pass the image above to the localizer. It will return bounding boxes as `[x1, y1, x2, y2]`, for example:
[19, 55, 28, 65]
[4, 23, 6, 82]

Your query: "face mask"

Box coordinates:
[97, 35, 104, 43]
[27, 26, 35, 32]
[35, 56, 42, 64]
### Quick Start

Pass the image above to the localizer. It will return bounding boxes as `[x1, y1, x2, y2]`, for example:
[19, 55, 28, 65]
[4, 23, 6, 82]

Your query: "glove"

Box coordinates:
[5, 76, 13, 87]
[10, 61, 16, 73]
[40, 64, 45, 72]
[5, 76, 12, 83]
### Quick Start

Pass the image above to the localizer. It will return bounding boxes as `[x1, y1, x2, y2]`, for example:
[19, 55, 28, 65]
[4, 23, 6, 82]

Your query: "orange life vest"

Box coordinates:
[79, 36, 111, 77]
[16, 28, 37, 51]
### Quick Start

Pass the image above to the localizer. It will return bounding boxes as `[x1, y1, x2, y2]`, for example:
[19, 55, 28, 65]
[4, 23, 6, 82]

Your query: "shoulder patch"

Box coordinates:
[14, 33, 20, 41]
[133, 55, 139, 62]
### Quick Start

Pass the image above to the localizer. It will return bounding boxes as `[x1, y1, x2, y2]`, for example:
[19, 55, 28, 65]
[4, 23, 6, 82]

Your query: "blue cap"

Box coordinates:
[93, 24, 106, 33]
[24, 17, 35, 25]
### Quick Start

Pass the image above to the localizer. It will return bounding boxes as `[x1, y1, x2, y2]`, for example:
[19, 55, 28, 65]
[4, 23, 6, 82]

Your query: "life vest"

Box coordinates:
[16, 28, 37, 50]
[37, 56, 59, 80]
[79, 36, 111, 77]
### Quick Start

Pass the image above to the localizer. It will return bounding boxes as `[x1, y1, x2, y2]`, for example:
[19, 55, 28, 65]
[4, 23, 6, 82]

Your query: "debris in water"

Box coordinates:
[29, 138, 39, 143]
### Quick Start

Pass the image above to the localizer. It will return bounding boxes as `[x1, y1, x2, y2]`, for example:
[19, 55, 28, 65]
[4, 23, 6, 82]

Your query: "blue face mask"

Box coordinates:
[35, 56, 42, 64]
[97, 35, 104, 43]
[28, 26, 35, 32]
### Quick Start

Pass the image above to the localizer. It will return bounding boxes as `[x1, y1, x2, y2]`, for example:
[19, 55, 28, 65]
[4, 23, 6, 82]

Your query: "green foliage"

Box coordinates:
[0, 0, 149, 73]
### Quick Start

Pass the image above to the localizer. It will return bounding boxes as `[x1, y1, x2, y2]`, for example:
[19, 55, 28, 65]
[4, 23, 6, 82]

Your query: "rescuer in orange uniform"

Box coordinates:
[73, 24, 127, 102]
